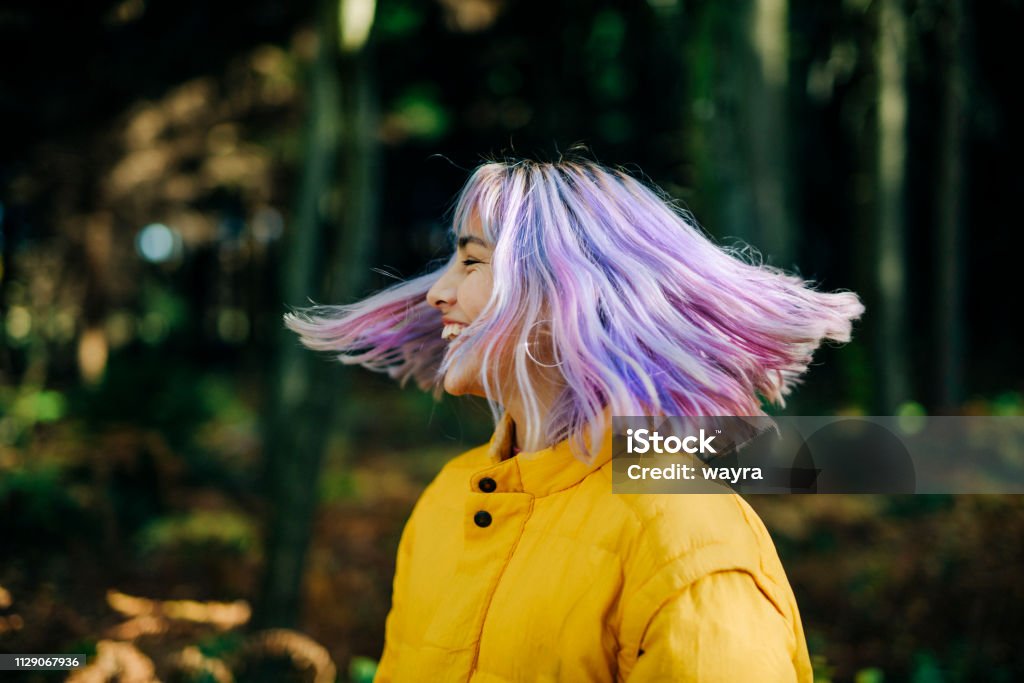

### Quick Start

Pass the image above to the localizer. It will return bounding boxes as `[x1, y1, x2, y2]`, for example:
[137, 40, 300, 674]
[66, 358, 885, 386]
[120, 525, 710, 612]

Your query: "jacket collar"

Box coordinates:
[480, 410, 614, 498]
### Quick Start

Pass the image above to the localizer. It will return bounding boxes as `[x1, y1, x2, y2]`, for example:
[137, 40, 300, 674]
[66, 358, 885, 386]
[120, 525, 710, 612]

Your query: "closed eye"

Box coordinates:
[462, 258, 482, 267]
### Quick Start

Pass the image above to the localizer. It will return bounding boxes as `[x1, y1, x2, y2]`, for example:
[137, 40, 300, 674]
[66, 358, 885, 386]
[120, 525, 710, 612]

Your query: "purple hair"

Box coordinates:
[285, 158, 864, 463]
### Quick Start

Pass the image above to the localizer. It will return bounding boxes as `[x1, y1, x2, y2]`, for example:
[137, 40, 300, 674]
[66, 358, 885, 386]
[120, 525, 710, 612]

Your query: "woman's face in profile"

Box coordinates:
[425, 217, 494, 397]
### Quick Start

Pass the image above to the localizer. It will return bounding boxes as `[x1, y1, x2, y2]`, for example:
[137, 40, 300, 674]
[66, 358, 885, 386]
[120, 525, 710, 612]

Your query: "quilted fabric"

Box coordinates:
[374, 412, 813, 682]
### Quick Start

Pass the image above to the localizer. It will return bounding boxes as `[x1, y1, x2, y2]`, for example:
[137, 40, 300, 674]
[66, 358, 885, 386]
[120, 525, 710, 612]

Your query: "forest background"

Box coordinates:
[1, 0, 1022, 681]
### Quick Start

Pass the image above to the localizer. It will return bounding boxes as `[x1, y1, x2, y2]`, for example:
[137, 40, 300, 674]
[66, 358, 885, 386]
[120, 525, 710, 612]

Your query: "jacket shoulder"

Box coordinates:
[594, 467, 785, 587]
[600, 484, 808, 679]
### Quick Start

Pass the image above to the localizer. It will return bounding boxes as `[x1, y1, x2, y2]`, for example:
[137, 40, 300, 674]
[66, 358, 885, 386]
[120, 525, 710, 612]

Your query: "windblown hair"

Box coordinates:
[285, 158, 864, 463]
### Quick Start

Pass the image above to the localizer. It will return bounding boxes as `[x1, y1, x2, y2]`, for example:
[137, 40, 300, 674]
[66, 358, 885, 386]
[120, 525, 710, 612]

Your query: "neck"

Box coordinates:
[502, 374, 564, 453]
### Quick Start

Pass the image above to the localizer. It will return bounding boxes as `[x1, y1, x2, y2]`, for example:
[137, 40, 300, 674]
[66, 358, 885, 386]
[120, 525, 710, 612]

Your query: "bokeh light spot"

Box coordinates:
[136, 223, 177, 263]
[6, 306, 31, 340]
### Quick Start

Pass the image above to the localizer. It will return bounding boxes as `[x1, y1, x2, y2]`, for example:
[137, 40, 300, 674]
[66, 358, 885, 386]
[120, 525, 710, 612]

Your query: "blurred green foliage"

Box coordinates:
[349, 655, 378, 683]
[136, 511, 259, 557]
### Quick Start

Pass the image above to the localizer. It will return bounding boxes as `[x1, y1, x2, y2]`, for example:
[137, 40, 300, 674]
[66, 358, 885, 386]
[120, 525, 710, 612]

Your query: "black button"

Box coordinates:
[473, 511, 492, 528]
[478, 477, 497, 493]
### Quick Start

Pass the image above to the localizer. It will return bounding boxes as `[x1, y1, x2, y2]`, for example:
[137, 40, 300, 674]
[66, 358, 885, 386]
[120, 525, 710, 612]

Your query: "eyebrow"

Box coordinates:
[457, 235, 490, 250]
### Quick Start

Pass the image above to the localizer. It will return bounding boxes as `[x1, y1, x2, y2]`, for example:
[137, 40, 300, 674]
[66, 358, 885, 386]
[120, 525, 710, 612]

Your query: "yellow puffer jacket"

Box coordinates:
[374, 413, 813, 682]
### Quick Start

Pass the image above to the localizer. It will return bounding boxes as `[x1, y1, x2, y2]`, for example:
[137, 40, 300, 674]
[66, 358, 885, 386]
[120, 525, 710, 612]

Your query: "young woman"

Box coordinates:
[286, 157, 864, 682]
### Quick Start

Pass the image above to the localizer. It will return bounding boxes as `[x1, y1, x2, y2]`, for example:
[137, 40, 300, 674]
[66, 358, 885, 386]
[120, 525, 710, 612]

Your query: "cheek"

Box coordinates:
[459, 273, 493, 320]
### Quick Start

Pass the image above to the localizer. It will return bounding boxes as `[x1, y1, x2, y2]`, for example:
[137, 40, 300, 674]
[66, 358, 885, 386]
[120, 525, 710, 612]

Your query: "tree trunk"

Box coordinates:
[747, 0, 794, 269]
[687, 0, 794, 268]
[256, 0, 379, 630]
[933, 0, 967, 413]
[873, 0, 911, 413]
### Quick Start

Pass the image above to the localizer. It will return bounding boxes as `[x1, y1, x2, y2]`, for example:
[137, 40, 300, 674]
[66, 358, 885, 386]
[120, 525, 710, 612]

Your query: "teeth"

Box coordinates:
[442, 323, 466, 341]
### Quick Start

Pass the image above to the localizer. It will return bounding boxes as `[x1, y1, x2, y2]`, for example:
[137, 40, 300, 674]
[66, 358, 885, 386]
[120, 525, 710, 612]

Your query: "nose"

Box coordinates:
[426, 266, 457, 310]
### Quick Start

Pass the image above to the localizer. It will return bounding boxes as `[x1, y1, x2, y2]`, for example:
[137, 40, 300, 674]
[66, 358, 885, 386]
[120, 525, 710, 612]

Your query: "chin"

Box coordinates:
[443, 376, 464, 396]
[443, 366, 485, 398]
[443, 368, 470, 396]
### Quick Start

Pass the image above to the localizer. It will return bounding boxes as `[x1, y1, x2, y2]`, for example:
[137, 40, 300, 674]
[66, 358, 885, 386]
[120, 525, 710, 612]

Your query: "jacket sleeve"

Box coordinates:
[624, 570, 808, 683]
[373, 509, 417, 683]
